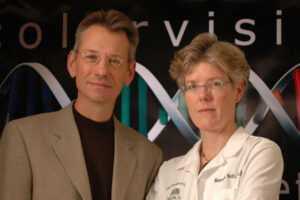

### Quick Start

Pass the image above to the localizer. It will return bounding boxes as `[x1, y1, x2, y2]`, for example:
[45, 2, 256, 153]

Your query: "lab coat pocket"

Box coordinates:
[212, 188, 237, 200]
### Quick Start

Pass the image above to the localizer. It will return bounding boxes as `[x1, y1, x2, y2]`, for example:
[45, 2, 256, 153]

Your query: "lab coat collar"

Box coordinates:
[175, 140, 201, 174]
[175, 127, 249, 174]
[222, 127, 249, 158]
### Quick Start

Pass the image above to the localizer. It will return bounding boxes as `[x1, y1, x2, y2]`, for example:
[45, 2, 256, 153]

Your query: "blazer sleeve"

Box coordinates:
[0, 121, 32, 200]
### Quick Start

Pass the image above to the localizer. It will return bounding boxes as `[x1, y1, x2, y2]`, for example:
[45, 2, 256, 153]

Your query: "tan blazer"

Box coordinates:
[0, 103, 163, 200]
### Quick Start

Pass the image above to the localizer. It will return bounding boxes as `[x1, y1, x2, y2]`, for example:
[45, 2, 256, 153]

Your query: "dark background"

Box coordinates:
[1, 0, 300, 199]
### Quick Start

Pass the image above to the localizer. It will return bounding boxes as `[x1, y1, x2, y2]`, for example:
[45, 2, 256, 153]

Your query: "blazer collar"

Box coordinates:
[51, 102, 92, 200]
[111, 117, 137, 200]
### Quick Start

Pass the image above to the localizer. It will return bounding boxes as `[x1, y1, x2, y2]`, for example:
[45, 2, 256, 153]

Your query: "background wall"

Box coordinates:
[1, 0, 300, 199]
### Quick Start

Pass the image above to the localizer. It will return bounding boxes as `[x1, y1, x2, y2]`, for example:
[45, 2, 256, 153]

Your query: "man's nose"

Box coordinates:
[93, 58, 109, 76]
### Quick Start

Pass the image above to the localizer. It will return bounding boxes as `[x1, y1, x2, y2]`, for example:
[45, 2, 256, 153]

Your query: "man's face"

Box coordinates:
[67, 24, 135, 106]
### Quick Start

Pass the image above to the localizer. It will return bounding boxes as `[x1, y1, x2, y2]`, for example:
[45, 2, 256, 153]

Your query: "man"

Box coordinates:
[0, 9, 163, 200]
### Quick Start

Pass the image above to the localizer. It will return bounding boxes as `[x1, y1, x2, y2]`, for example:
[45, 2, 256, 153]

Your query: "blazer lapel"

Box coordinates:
[111, 118, 137, 200]
[51, 103, 92, 200]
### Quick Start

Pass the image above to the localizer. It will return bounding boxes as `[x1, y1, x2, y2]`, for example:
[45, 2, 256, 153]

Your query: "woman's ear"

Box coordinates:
[235, 81, 245, 103]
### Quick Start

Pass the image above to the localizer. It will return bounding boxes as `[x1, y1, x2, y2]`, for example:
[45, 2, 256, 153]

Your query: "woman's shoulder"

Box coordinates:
[159, 141, 200, 174]
[163, 154, 186, 168]
[242, 133, 282, 160]
[247, 133, 281, 150]
[237, 127, 281, 152]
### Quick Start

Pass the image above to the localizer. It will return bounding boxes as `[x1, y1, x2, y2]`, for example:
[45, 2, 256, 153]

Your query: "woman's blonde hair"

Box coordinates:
[169, 33, 250, 88]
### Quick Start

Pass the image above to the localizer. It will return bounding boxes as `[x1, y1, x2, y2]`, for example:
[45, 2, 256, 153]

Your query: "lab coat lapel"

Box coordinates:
[202, 154, 226, 173]
[201, 127, 249, 173]
[181, 141, 226, 177]
[51, 104, 92, 200]
[111, 118, 137, 200]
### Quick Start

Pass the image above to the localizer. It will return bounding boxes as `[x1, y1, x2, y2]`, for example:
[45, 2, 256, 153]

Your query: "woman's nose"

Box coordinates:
[197, 86, 211, 101]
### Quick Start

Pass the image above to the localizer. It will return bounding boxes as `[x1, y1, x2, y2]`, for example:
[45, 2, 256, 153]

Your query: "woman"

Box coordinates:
[146, 33, 283, 200]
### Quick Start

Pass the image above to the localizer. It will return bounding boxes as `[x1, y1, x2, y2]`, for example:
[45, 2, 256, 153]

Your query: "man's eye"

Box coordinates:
[109, 58, 122, 66]
[111, 59, 120, 64]
[86, 54, 98, 61]
[87, 55, 97, 59]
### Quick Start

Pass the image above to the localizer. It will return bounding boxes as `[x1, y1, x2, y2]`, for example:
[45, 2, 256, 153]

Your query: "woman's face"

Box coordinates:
[183, 61, 244, 133]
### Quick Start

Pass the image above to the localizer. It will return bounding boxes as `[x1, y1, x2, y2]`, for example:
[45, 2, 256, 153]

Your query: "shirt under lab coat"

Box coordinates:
[146, 127, 283, 200]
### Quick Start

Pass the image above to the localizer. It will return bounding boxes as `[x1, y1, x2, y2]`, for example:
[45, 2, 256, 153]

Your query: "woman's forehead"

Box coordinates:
[185, 61, 229, 81]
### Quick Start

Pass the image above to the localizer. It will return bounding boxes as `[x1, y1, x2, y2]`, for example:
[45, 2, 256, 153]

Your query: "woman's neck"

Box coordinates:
[199, 124, 238, 170]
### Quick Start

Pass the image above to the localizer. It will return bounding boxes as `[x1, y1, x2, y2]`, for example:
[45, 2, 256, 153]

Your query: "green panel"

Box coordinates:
[138, 77, 148, 137]
[159, 105, 168, 125]
[121, 85, 130, 126]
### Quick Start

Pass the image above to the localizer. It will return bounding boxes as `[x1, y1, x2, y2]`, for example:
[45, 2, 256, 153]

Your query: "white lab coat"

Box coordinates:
[147, 127, 283, 200]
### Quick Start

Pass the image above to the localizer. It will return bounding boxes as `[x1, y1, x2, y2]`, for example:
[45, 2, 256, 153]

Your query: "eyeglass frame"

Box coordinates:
[181, 79, 232, 93]
[73, 50, 125, 67]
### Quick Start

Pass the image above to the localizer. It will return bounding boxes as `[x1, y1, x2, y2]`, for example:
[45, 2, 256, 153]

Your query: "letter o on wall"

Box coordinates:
[19, 22, 42, 49]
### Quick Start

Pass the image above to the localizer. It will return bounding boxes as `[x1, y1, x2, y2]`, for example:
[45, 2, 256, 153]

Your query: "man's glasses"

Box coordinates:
[74, 50, 124, 67]
[182, 79, 232, 93]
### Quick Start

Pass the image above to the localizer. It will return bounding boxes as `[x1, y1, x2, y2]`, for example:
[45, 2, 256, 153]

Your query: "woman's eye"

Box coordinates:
[212, 81, 222, 87]
[187, 85, 195, 89]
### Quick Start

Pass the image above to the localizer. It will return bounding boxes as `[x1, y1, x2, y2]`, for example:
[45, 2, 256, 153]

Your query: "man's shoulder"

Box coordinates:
[6, 104, 72, 129]
[9, 110, 58, 125]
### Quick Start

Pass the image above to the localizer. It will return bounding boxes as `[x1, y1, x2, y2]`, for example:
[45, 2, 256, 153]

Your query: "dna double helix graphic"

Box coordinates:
[135, 63, 300, 144]
[1, 62, 300, 144]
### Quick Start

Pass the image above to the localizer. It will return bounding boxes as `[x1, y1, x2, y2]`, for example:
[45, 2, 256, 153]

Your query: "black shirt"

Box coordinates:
[73, 106, 114, 200]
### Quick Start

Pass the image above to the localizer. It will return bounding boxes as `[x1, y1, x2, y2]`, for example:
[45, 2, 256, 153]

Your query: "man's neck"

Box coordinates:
[74, 99, 115, 122]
